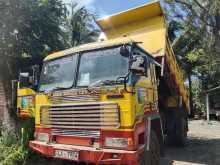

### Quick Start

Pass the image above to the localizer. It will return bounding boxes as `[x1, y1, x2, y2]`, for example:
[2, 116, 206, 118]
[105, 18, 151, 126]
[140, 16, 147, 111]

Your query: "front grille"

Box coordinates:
[52, 129, 100, 138]
[40, 102, 120, 129]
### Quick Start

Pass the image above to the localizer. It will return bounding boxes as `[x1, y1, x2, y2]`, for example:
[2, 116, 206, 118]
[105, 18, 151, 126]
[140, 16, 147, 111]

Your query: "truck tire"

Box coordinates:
[167, 117, 187, 147]
[140, 130, 160, 165]
[175, 117, 187, 147]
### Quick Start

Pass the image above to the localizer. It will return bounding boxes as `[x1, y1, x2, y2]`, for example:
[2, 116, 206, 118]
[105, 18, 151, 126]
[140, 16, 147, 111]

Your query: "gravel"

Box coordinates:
[161, 119, 220, 165]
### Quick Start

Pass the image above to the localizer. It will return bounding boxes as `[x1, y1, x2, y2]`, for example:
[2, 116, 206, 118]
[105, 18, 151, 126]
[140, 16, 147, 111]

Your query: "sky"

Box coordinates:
[63, 0, 152, 19]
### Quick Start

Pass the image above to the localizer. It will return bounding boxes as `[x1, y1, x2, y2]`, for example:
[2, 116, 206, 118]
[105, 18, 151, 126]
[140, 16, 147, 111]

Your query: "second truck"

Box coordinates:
[17, 1, 189, 165]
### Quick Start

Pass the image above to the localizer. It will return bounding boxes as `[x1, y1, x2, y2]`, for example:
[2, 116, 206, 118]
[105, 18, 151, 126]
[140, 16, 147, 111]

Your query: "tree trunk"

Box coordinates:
[0, 60, 15, 130]
[0, 79, 4, 126]
[214, 9, 220, 53]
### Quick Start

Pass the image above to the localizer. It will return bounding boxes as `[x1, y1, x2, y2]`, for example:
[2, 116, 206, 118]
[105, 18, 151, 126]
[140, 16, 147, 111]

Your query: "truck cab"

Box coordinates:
[16, 66, 39, 118]
[28, 40, 163, 165]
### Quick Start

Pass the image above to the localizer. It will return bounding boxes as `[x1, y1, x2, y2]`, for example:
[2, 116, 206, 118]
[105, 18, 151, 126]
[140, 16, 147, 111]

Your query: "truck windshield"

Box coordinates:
[77, 47, 129, 87]
[39, 55, 77, 92]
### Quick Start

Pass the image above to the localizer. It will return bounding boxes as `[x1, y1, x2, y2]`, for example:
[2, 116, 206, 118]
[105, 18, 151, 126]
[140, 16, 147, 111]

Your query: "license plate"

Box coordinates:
[54, 149, 79, 160]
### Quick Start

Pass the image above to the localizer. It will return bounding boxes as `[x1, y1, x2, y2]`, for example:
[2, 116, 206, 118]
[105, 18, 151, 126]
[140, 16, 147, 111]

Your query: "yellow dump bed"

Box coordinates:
[97, 1, 189, 112]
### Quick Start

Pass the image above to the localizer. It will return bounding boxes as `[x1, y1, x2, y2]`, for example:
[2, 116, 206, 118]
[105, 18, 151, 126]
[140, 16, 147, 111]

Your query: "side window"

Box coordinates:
[150, 63, 156, 84]
[147, 62, 151, 78]
[153, 64, 157, 84]
[133, 48, 150, 78]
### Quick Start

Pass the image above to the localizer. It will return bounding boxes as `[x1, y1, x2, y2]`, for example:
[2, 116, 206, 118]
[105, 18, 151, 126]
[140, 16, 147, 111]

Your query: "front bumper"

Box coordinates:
[29, 140, 141, 165]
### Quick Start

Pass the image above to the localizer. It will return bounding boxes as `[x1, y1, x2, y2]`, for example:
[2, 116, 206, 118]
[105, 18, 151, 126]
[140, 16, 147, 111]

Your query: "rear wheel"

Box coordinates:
[140, 130, 160, 165]
[167, 117, 187, 147]
[175, 117, 187, 146]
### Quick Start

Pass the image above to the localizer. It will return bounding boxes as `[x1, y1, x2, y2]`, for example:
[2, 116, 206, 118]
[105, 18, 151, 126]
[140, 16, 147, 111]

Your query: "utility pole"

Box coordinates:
[206, 93, 210, 122]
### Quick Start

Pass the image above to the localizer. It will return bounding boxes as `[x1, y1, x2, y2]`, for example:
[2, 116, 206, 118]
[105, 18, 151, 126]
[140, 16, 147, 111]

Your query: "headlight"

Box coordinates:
[105, 137, 130, 148]
[37, 133, 49, 142]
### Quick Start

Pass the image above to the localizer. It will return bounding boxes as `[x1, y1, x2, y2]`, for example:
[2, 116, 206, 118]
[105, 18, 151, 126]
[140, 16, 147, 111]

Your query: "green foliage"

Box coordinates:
[167, 20, 183, 42]
[165, 0, 220, 88]
[191, 79, 206, 113]
[0, 0, 99, 73]
[17, 0, 69, 66]
[165, 0, 220, 114]
[0, 119, 35, 165]
[186, 49, 203, 63]
[65, 2, 100, 47]
[0, 130, 27, 165]
[0, 145, 28, 165]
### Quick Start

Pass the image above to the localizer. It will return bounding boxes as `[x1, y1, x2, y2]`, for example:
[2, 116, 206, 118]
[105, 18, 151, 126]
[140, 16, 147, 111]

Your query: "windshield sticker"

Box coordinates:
[78, 73, 90, 86]
[43, 66, 47, 75]
[137, 87, 146, 104]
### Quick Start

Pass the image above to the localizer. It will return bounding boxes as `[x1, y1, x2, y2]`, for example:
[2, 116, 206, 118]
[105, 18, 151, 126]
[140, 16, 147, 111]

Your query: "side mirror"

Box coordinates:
[32, 65, 40, 87]
[19, 72, 30, 88]
[18, 65, 40, 89]
[120, 45, 130, 57]
[130, 55, 147, 76]
[20, 72, 29, 77]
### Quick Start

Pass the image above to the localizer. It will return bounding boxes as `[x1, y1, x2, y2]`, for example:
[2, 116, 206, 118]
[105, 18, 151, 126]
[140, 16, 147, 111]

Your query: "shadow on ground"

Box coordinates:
[161, 136, 220, 165]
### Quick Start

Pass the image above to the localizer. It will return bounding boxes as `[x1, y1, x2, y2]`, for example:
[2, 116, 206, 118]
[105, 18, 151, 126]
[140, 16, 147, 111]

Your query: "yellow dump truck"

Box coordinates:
[16, 66, 38, 118]
[17, 1, 189, 165]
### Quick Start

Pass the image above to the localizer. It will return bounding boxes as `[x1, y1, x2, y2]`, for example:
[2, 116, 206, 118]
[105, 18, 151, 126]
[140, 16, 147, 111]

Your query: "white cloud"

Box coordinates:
[63, 0, 95, 8]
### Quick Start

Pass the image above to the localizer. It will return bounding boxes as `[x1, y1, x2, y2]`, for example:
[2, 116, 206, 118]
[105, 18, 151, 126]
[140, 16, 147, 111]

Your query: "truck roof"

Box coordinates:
[45, 37, 160, 61]
[44, 37, 134, 61]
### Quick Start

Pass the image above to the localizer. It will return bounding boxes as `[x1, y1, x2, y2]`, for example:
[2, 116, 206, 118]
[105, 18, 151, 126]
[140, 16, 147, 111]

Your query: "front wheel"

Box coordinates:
[140, 130, 160, 165]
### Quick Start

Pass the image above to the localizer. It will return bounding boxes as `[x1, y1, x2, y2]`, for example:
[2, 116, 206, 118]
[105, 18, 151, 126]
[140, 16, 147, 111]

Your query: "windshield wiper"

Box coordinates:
[88, 80, 116, 88]
[45, 86, 70, 92]
[53, 87, 69, 90]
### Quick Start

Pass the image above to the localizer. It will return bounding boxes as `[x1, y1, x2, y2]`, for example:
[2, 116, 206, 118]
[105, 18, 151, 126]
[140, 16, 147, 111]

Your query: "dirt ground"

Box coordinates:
[161, 119, 220, 165]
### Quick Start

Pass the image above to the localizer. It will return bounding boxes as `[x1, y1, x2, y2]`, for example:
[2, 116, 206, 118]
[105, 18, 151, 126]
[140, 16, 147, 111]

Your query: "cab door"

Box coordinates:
[133, 51, 158, 117]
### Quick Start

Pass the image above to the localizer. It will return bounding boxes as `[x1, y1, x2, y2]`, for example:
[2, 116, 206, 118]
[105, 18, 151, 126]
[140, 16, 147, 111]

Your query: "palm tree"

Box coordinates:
[66, 2, 100, 47]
